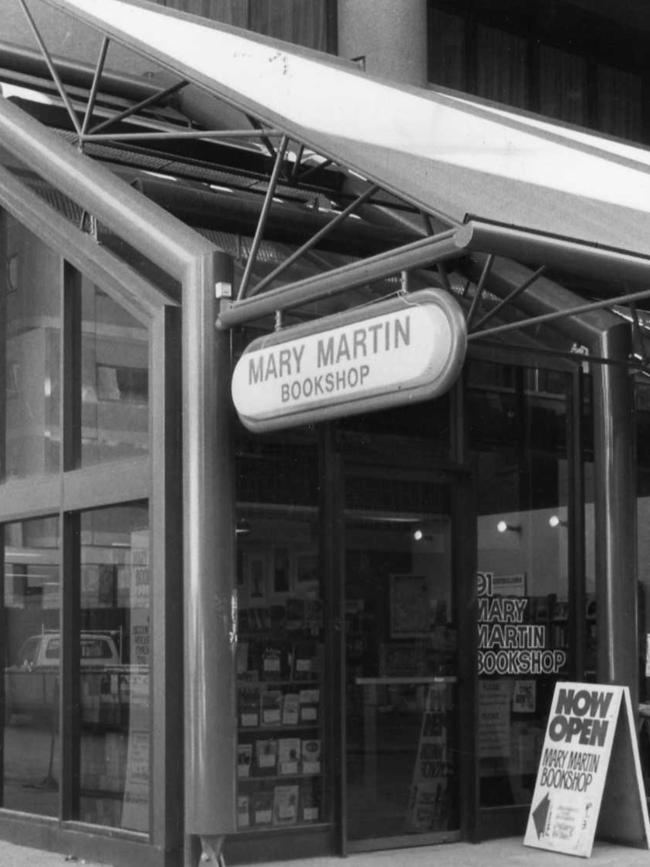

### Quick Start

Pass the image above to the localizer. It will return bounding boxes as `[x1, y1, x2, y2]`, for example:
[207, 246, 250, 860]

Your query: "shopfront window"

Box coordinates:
[468, 361, 571, 809]
[81, 279, 149, 466]
[2, 515, 60, 815]
[3, 216, 60, 479]
[635, 380, 650, 794]
[340, 415, 460, 846]
[235, 430, 324, 832]
[152, 0, 329, 50]
[76, 502, 150, 831]
[476, 23, 528, 109]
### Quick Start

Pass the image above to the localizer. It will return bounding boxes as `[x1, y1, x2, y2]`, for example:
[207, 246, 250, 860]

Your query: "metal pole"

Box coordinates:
[183, 251, 237, 836]
[218, 228, 464, 327]
[82, 127, 279, 143]
[592, 323, 638, 699]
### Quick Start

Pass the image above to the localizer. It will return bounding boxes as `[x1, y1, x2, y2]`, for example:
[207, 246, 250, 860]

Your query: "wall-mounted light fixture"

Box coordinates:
[497, 520, 521, 533]
[412, 528, 424, 542]
[548, 515, 567, 528]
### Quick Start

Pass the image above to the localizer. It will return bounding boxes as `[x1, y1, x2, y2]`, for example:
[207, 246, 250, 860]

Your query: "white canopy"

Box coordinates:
[41, 0, 650, 259]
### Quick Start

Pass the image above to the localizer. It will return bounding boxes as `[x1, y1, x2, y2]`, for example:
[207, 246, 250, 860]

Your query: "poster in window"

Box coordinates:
[390, 574, 429, 638]
[272, 547, 290, 595]
[245, 551, 268, 601]
[294, 550, 318, 594]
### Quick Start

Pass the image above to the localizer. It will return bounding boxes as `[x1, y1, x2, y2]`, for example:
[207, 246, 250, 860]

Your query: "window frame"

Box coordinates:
[0, 170, 182, 856]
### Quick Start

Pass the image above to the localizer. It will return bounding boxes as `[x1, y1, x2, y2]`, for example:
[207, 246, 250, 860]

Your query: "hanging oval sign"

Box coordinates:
[231, 288, 467, 432]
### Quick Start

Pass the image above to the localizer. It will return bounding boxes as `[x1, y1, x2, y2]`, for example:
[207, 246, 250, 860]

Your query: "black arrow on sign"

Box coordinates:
[532, 792, 551, 838]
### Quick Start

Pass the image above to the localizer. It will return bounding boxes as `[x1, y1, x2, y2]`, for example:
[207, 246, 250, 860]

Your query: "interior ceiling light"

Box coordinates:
[497, 520, 520, 533]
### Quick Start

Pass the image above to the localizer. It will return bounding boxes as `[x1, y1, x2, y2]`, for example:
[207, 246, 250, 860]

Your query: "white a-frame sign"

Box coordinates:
[524, 682, 650, 858]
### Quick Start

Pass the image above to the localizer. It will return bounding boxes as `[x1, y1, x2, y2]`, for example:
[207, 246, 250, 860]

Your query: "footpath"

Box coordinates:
[3, 836, 650, 867]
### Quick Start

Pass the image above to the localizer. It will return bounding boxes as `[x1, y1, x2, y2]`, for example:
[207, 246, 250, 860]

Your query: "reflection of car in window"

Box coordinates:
[5, 631, 122, 722]
[13, 631, 121, 670]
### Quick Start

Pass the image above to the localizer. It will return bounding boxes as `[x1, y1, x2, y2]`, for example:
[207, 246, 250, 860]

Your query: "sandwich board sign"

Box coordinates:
[524, 682, 650, 857]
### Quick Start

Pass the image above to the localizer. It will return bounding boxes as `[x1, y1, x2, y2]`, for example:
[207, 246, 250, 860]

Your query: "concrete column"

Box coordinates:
[337, 0, 428, 87]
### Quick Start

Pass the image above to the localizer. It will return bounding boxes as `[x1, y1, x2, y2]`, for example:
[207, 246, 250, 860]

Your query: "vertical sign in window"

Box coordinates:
[3, 217, 61, 479]
[77, 503, 150, 832]
[3, 516, 60, 815]
[80, 279, 148, 466]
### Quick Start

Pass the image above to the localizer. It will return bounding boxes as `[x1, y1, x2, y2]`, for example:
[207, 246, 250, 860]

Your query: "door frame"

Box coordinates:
[321, 427, 477, 854]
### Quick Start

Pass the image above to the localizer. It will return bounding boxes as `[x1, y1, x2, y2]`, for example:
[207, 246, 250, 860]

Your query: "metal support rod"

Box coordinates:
[459, 219, 650, 288]
[436, 261, 452, 294]
[17, 0, 82, 135]
[290, 143, 305, 182]
[0, 42, 168, 103]
[470, 265, 545, 332]
[80, 36, 109, 138]
[236, 134, 289, 300]
[84, 126, 282, 144]
[298, 158, 334, 183]
[246, 114, 277, 159]
[219, 228, 464, 327]
[248, 184, 380, 297]
[468, 283, 650, 340]
[465, 253, 493, 328]
[629, 302, 648, 364]
[86, 79, 190, 135]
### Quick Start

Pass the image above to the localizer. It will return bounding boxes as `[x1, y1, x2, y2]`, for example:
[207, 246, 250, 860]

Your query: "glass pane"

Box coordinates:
[3, 516, 60, 815]
[234, 428, 324, 831]
[81, 279, 149, 466]
[428, 9, 465, 90]
[468, 361, 571, 809]
[476, 25, 528, 109]
[77, 503, 150, 832]
[343, 433, 459, 842]
[636, 380, 650, 796]
[539, 45, 588, 125]
[235, 507, 324, 830]
[248, 0, 327, 50]
[597, 65, 642, 141]
[3, 216, 61, 479]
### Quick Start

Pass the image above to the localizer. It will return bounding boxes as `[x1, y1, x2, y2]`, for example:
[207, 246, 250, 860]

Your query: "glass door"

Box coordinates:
[340, 447, 467, 850]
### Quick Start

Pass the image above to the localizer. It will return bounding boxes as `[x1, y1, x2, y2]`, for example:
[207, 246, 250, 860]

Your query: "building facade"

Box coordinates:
[0, 1, 649, 866]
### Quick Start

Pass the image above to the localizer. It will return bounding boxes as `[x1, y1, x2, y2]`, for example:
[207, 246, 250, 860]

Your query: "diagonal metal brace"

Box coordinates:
[18, 0, 82, 135]
[465, 253, 493, 329]
[85, 78, 190, 136]
[236, 134, 289, 300]
[470, 264, 545, 333]
[247, 183, 380, 298]
[80, 36, 110, 139]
